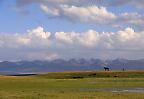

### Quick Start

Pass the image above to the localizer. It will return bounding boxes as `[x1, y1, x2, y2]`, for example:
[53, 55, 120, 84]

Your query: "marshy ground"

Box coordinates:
[0, 71, 144, 99]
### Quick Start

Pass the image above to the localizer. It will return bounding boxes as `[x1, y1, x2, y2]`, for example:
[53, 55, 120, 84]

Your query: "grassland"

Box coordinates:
[0, 71, 144, 99]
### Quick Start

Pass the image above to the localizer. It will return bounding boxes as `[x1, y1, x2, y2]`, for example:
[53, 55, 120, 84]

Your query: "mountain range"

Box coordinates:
[0, 58, 144, 75]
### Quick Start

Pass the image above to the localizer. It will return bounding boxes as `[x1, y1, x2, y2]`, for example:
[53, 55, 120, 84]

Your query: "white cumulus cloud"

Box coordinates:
[0, 26, 144, 60]
[41, 5, 116, 24]
[15, 0, 144, 30]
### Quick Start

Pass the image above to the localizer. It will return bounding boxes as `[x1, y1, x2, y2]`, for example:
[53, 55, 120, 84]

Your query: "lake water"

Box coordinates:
[112, 88, 144, 93]
[79, 88, 144, 93]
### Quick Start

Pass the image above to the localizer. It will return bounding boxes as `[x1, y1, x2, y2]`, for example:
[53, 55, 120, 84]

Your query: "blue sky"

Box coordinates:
[0, 0, 142, 33]
[0, 0, 144, 60]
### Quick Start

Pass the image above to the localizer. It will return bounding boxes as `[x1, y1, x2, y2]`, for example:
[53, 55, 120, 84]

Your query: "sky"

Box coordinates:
[0, 0, 144, 61]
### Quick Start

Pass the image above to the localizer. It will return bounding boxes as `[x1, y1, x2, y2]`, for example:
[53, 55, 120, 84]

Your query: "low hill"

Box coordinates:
[37, 71, 144, 79]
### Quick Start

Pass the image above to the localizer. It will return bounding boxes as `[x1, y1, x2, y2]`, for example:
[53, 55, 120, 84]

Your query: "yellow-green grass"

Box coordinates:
[0, 71, 144, 99]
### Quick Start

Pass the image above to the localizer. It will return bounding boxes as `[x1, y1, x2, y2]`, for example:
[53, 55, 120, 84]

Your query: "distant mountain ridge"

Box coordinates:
[0, 58, 144, 74]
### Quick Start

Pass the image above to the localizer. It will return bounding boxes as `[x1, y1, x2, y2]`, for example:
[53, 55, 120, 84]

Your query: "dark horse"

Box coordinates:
[104, 67, 110, 71]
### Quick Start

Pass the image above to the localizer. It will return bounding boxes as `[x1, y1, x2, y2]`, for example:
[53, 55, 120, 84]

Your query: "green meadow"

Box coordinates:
[0, 71, 144, 99]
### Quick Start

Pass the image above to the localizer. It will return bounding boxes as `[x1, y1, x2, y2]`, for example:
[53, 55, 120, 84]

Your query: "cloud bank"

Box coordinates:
[0, 27, 144, 60]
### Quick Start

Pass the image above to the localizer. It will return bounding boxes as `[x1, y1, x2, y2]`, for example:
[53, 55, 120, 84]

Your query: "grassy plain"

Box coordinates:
[0, 71, 144, 99]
